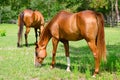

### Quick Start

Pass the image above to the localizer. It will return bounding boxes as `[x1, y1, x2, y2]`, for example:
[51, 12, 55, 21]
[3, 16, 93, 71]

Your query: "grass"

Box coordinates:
[0, 23, 120, 80]
[0, 29, 6, 37]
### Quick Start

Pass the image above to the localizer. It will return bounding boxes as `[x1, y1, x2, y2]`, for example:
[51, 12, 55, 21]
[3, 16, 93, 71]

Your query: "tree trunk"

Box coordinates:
[110, 1, 114, 27]
[115, 0, 120, 26]
[0, 12, 1, 23]
[0, 8, 1, 23]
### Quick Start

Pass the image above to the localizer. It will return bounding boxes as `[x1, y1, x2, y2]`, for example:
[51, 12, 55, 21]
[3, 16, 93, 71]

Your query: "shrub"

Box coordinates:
[0, 29, 6, 37]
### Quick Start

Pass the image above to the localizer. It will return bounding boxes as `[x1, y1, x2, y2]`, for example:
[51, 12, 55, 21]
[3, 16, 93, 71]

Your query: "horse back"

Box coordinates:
[49, 11, 82, 40]
[20, 9, 44, 28]
[32, 10, 44, 27]
[48, 10, 100, 41]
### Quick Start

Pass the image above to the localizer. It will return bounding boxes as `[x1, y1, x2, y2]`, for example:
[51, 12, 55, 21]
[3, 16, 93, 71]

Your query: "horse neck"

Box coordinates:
[38, 28, 51, 49]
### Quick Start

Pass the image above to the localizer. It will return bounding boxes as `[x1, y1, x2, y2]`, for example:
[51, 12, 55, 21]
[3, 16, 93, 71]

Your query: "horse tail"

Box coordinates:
[96, 12, 106, 62]
[17, 12, 24, 46]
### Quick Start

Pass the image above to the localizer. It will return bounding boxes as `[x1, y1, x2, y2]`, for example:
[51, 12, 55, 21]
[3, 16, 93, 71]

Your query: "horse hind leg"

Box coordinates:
[62, 40, 71, 72]
[17, 32, 21, 47]
[50, 37, 59, 69]
[25, 27, 30, 47]
[87, 40, 100, 77]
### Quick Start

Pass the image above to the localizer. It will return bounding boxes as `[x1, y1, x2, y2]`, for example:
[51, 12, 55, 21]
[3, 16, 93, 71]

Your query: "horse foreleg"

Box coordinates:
[50, 38, 59, 69]
[40, 25, 44, 34]
[87, 40, 100, 77]
[38, 25, 44, 37]
[34, 28, 38, 44]
[25, 27, 30, 47]
[63, 41, 71, 72]
[66, 56, 70, 72]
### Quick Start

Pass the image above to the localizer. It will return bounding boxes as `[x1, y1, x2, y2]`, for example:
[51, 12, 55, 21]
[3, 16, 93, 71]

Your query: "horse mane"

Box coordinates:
[37, 11, 71, 48]
[39, 10, 73, 41]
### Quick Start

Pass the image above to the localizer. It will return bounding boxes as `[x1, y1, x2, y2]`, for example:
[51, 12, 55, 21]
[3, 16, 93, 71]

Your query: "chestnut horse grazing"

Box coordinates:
[35, 10, 106, 77]
[17, 9, 44, 47]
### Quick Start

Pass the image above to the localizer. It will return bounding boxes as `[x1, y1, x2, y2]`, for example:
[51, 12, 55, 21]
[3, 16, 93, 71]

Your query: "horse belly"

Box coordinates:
[60, 32, 83, 41]
[31, 22, 41, 29]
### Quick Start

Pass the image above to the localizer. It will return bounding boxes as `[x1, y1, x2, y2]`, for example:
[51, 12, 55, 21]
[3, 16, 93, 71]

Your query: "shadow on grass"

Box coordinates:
[20, 43, 35, 47]
[45, 43, 120, 74]
[44, 44, 94, 74]
[104, 43, 120, 73]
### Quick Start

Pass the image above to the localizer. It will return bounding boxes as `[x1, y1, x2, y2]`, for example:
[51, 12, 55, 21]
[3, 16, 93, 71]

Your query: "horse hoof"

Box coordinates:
[66, 67, 71, 72]
[17, 45, 21, 48]
[92, 71, 98, 77]
[17, 43, 21, 47]
[92, 75, 96, 78]
[50, 65, 54, 69]
[92, 73, 98, 78]
[66, 69, 71, 72]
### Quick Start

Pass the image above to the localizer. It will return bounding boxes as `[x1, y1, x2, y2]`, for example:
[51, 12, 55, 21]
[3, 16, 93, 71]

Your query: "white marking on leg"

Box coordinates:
[92, 75, 96, 78]
[66, 57, 71, 72]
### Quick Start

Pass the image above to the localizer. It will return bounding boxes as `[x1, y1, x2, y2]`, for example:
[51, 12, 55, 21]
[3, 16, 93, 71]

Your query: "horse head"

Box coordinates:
[34, 43, 47, 67]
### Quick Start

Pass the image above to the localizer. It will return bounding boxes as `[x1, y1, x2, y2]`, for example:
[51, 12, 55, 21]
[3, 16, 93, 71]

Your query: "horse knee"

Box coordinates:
[93, 53, 98, 59]
[52, 52, 56, 56]
[65, 53, 69, 57]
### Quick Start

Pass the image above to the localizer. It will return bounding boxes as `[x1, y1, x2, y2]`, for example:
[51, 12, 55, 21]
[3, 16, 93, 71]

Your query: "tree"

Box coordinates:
[115, 0, 120, 24]
[30, 0, 64, 21]
[0, 0, 119, 26]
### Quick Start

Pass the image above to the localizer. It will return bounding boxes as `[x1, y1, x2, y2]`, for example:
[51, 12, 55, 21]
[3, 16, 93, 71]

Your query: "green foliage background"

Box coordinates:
[0, 0, 120, 23]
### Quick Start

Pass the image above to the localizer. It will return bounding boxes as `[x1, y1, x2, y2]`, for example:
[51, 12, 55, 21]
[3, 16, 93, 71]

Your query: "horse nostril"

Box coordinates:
[39, 58, 44, 63]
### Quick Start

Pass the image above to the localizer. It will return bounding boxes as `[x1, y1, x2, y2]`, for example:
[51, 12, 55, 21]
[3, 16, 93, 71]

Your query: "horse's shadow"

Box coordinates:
[43, 44, 93, 73]
[21, 43, 35, 47]
[44, 42, 120, 73]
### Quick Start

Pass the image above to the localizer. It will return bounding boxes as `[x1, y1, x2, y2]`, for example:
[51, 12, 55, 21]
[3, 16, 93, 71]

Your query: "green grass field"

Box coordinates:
[0, 24, 120, 80]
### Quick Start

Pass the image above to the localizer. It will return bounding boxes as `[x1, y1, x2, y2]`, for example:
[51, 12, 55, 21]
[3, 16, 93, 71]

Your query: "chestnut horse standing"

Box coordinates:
[35, 10, 106, 77]
[17, 9, 44, 47]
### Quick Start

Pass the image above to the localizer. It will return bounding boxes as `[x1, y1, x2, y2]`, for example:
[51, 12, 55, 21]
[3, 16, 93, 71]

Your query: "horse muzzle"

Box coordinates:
[34, 61, 41, 67]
